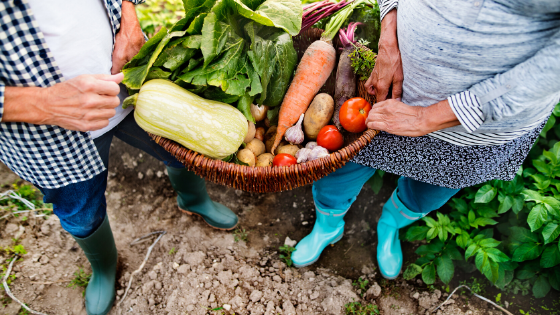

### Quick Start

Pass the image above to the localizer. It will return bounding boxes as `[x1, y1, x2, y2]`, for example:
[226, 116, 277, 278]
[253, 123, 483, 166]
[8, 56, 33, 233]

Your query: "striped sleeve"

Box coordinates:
[0, 83, 4, 122]
[379, 0, 398, 21]
[447, 91, 484, 133]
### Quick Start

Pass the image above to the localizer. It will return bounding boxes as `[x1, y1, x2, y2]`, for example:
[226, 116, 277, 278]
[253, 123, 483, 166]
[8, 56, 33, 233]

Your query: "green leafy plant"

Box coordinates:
[345, 300, 380, 315]
[233, 227, 248, 242]
[278, 245, 296, 267]
[0, 183, 53, 215]
[352, 276, 369, 297]
[169, 247, 176, 255]
[349, 42, 377, 81]
[68, 268, 92, 296]
[459, 277, 487, 295]
[402, 103, 560, 299]
[136, 0, 184, 38]
[366, 170, 385, 194]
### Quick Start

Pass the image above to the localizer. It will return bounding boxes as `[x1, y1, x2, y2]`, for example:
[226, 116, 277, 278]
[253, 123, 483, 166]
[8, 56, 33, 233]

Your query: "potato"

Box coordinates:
[265, 127, 278, 153]
[255, 127, 265, 141]
[246, 139, 265, 157]
[256, 153, 274, 167]
[244, 121, 256, 143]
[273, 141, 289, 155]
[237, 149, 255, 166]
[265, 126, 277, 139]
[277, 144, 301, 157]
[304, 93, 335, 139]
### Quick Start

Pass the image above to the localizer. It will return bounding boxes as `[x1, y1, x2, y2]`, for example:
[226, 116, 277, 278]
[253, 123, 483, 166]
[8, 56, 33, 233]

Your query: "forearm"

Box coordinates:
[2, 86, 47, 124]
[380, 9, 398, 43]
[120, 1, 142, 36]
[420, 100, 460, 133]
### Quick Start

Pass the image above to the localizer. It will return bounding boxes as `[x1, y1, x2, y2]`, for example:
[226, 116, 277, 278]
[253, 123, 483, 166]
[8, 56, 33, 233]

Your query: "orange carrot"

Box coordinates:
[271, 40, 336, 154]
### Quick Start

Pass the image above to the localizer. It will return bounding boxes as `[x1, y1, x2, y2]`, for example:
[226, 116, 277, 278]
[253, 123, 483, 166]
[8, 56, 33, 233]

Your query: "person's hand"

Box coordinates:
[37, 73, 124, 131]
[111, 1, 145, 74]
[364, 9, 403, 102]
[365, 99, 427, 136]
[366, 99, 460, 137]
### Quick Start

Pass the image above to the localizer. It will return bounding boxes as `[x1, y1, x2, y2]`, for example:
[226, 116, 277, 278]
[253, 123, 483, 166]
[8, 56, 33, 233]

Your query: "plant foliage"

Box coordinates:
[402, 103, 560, 299]
[126, 0, 301, 122]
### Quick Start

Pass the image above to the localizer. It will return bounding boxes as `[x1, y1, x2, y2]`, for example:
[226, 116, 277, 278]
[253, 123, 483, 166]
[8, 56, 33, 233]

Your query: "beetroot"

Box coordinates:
[333, 23, 360, 129]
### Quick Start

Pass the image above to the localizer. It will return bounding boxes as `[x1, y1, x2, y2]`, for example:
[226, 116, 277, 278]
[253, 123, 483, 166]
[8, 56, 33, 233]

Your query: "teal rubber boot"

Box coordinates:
[72, 216, 117, 315]
[291, 205, 348, 268]
[166, 166, 238, 230]
[377, 190, 425, 279]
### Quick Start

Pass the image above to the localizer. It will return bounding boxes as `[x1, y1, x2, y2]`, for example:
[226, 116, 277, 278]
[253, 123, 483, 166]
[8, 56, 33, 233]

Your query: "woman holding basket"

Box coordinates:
[291, 0, 560, 279]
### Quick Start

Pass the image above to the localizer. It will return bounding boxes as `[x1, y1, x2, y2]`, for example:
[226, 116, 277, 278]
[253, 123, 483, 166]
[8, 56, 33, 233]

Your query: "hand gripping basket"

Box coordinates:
[148, 28, 378, 193]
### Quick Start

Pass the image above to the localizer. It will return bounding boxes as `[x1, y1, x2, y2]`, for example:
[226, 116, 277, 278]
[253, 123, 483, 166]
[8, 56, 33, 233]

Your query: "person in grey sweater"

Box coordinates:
[291, 0, 560, 279]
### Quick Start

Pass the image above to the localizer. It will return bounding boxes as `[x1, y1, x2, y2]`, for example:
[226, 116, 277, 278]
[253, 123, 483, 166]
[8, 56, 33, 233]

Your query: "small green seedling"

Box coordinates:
[233, 227, 248, 243]
[68, 268, 92, 296]
[352, 277, 369, 297]
[278, 245, 296, 267]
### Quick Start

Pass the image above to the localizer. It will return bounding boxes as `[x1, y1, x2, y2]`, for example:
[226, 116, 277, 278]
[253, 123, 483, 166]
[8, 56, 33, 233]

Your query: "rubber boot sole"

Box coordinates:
[293, 233, 344, 268]
[179, 207, 238, 231]
[379, 267, 400, 280]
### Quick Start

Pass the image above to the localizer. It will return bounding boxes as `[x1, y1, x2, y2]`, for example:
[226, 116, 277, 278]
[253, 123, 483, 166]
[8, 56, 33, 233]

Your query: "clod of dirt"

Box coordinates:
[418, 289, 442, 311]
[364, 281, 382, 299]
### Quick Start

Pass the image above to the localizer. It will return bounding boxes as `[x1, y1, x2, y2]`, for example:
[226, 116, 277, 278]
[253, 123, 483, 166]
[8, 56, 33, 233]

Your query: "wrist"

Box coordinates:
[3, 86, 51, 125]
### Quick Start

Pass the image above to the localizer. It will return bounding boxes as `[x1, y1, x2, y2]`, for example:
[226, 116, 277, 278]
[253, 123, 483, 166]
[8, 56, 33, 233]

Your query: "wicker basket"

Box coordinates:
[149, 28, 378, 193]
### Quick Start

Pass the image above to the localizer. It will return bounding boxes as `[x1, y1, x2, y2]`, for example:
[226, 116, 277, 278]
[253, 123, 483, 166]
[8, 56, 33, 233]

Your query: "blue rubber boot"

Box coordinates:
[166, 166, 238, 230]
[292, 205, 348, 268]
[377, 190, 426, 279]
[72, 216, 117, 315]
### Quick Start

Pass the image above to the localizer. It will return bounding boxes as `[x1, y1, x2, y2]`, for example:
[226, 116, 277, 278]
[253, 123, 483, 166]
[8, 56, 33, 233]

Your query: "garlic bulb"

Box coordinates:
[305, 141, 317, 150]
[308, 146, 329, 161]
[295, 148, 312, 163]
[284, 114, 305, 145]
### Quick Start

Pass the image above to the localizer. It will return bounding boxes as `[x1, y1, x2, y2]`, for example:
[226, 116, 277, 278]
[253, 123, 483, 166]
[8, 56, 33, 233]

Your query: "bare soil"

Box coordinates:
[1, 139, 557, 315]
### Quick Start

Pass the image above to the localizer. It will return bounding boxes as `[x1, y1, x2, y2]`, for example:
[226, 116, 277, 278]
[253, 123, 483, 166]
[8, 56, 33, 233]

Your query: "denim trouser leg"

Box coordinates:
[313, 162, 460, 213]
[37, 112, 185, 237]
[396, 177, 460, 214]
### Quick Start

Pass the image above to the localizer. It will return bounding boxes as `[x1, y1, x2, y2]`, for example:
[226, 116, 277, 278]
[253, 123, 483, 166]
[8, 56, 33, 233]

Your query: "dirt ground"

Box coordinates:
[1, 138, 558, 315]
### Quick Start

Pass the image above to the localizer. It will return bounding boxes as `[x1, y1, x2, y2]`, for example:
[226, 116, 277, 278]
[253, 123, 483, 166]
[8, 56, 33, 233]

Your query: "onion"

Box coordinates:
[251, 104, 269, 122]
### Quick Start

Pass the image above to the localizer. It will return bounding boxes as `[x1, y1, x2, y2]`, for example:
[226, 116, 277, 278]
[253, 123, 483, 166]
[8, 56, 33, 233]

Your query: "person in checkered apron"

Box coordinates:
[0, 1, 239, 314]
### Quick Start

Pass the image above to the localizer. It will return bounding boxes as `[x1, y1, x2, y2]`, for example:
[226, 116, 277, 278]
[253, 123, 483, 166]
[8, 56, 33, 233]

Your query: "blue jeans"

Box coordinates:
[36, 112, 184, 237]
[313, 162, 460, 213]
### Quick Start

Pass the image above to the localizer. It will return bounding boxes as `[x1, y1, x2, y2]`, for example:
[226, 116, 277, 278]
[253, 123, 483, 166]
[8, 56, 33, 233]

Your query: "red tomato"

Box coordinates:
[317, 125, 344, 151]
[273, 153, 297, 167]
[339, 97, 372, 133]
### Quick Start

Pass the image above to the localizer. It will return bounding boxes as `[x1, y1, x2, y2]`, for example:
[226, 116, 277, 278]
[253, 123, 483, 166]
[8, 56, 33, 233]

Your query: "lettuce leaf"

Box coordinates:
[122, 30, 187, 89]
[230, 0, 302, 36]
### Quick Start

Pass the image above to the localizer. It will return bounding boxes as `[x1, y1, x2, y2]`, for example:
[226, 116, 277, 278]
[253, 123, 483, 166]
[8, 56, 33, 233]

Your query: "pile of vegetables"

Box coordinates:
[123, 0, 379, 167]
[123, 0, 302, 122]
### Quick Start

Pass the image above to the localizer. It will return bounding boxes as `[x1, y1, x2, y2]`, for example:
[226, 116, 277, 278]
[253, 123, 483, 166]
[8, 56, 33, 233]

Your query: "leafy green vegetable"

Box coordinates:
[122, 30, 187, 89]
[349, 42, 377, 81]
[237, 92, 255, 122]
[124, 0, 301, 107]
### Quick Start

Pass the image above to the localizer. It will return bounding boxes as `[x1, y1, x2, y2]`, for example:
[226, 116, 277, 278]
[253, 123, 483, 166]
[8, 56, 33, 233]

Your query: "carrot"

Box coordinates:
[271, 0, 370, 154]
[271, 40, 336, 153]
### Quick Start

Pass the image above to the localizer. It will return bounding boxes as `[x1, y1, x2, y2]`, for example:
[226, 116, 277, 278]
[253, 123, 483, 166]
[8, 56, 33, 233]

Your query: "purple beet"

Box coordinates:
[333, 22, 360, 129]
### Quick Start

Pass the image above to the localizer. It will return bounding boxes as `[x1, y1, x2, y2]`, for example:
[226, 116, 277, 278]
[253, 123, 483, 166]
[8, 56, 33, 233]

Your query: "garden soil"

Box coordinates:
[1, 139, 557, 315]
